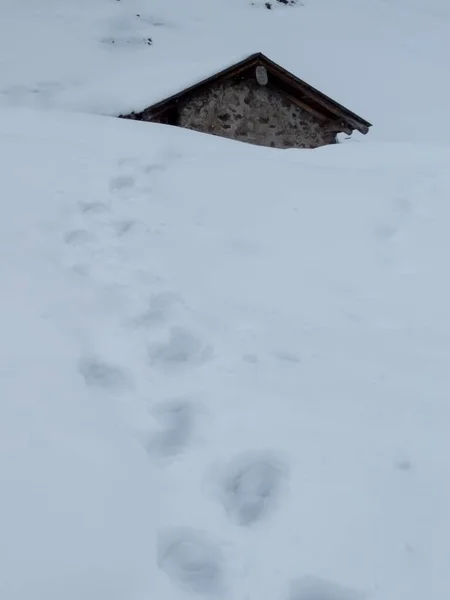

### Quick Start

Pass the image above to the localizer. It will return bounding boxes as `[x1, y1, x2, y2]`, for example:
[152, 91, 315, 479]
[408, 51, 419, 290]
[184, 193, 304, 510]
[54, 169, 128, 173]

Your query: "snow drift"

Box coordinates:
[1, 0, 450, 599]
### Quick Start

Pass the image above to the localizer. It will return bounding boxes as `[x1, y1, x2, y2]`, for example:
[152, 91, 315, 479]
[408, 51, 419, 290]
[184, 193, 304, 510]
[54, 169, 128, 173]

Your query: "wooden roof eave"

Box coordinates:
[125, 52, 372, 136]
[262, 57, 371, 134]
[141, 54, 263, 119]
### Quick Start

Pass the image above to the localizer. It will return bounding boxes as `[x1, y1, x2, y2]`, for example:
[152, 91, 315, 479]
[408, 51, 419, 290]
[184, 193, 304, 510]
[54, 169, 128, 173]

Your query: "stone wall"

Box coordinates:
[173, 78, 336, 149]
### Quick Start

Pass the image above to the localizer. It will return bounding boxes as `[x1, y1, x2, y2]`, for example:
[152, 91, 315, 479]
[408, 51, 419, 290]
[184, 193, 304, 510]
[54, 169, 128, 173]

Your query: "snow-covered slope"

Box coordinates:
[1, 0, 450, 142]
[1, 1, 450, 600]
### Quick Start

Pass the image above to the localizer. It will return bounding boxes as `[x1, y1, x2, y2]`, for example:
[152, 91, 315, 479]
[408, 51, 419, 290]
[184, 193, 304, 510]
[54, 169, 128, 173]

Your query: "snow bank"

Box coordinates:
[0, 114, 157, 600]
[1, 0, 450, 142]
[1, 0, 450, 597]
[1, 107, 449, 599]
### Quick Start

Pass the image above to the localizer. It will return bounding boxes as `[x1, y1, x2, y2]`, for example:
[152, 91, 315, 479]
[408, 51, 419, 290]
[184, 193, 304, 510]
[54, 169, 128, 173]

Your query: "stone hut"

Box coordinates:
[120, 53, 372, 149]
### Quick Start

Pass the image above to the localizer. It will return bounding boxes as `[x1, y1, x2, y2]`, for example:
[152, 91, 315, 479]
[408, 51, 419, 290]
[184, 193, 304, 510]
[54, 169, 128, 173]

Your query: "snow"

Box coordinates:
[1, 1, 450, 599]
[1, 0, 449, 140]
[0, 112, 160, 600]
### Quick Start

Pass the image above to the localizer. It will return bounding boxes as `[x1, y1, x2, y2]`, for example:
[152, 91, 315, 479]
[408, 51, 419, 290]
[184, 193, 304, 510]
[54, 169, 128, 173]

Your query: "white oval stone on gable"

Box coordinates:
[255, 65, 268, 86]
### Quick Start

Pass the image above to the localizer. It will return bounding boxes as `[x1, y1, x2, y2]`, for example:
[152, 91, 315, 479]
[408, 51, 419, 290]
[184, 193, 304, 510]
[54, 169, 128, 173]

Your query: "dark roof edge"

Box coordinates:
[259, 54, 372, 133]
[130, 52, 372, 134]
[141, 53, 263, 115]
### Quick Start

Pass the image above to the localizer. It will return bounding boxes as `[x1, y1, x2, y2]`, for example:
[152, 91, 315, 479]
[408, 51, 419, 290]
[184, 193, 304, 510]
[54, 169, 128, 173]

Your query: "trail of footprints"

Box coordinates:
[63, 160, 362, 600]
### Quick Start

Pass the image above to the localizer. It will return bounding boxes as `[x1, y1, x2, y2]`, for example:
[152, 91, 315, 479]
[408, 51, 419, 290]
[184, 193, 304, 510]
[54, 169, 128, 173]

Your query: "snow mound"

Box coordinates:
[1, 0, 450, 142]
[1, 106, 450, 599]
[1, 0, 450, 598]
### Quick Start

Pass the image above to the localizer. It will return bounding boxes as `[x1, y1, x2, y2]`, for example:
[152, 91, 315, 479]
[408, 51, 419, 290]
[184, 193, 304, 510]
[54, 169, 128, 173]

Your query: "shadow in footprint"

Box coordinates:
[114, 219, 137, 236]
[78, 356, 132, 392]
[148, 398, 195, 457]
[79, 201, 110, 215]
[131, 292, 182, 329]
[289, 576, 366, 600]
[64, 229, 96, 246]
[148, 327, 213, 367]
[158, 528, 224, 595]
[109, 175, 136, 193]
[394, 457, 413, 472]
[275, 351, 300, 364]
[219, 451, 287, 526]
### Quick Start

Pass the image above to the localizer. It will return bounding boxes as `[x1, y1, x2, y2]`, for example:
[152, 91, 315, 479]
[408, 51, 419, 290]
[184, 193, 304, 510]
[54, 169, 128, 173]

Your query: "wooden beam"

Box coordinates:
[346, 117, 369, 135]
[279, 87, 329, 122]
[323, 120, 353, 135]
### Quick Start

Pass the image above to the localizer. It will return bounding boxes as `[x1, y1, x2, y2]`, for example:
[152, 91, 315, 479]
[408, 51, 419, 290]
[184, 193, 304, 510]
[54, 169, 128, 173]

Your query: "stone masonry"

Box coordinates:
[172, 78, 337, 149]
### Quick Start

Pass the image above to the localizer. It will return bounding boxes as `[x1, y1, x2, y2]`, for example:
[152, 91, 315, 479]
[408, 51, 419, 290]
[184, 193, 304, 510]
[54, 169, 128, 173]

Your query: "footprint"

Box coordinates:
[131, 292, 182, 328]
[275, 351, 300, 364]
[148, 398, 195, 457]
[374, 196, 413, 242]
[219, 451, 287, 526]
[394, 457, 413, 472]
[243, 353, 259, 364]
[374, 223, 398, 241]
[109, 175, 136, 192]
[148, 327, 213, 367]
[158, 529, 224, 595]
[64, 229, 96, 246]
[71, 263, 90, 277]
[79, 201, 110, 215]
[393, 196, 412, 216]
[289, 576, 365, 600]
[114, 219, 137, 236]
[78, 356, 132, 392]
[142, 163, 166, 175]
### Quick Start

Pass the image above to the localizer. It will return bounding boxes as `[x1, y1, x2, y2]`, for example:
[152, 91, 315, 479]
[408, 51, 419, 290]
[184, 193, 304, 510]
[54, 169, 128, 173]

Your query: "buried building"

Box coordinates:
[120, 53, 372, 149]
